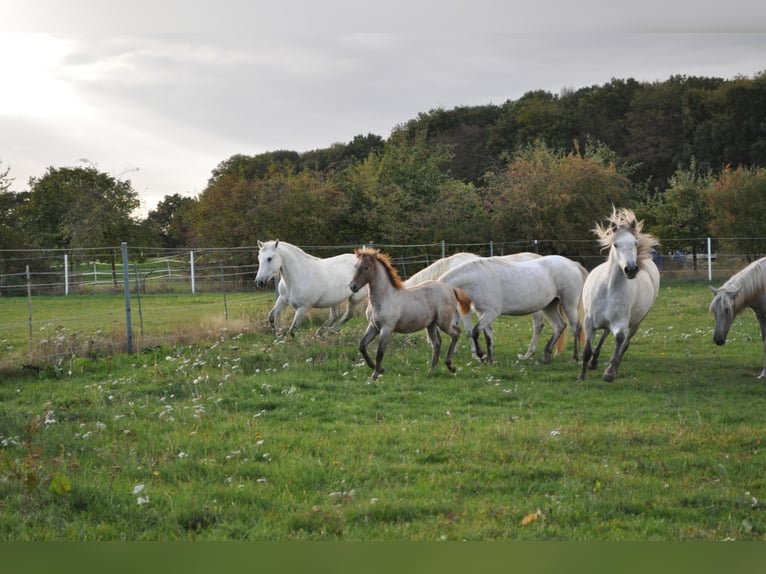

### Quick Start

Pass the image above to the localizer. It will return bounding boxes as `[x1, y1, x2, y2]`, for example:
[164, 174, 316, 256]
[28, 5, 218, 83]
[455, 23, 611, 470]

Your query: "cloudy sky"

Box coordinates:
[2, 1, 765, 214]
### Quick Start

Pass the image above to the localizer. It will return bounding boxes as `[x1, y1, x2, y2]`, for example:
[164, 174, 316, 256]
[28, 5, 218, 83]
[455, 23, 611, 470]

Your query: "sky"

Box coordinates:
[2, 1, 765, 215]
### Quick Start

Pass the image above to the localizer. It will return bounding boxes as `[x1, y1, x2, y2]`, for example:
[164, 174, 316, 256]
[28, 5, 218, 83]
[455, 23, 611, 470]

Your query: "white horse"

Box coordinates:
[578, 208, 660, 382]
[254, 240, 367, 336]
[267, 276, 344, 334]
[406, 252, 551, 360]
[349, 248, 473, 380]
[438, 255, 587, 364]
[709, 256, 766, 379]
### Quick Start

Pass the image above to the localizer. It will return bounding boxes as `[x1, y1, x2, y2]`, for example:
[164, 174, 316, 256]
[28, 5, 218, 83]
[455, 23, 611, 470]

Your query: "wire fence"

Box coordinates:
[0, 238, 763, 370]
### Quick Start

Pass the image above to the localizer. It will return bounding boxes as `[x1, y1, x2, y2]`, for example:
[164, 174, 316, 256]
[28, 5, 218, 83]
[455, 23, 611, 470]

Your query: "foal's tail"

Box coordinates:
[453, 287, 473, 315]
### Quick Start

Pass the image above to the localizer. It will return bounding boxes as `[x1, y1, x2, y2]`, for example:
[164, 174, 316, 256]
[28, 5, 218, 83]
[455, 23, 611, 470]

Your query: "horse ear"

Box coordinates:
[257, 240, 264, 248]
[709, 286, 718, 295]
[274, 239, 280, 249]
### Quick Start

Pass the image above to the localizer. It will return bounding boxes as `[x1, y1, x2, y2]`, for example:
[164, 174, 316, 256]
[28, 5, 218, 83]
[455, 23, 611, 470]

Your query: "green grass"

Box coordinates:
[2, 279, 766, 540]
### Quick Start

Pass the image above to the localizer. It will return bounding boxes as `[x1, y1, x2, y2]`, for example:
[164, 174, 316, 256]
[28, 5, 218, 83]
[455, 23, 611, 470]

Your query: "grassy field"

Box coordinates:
[1, 278, 766, 541]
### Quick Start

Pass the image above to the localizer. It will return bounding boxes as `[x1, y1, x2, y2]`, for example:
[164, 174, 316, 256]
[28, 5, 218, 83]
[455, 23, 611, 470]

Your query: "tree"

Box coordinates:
[484, 141, 633, 259]
[145, 193, 197, 248]
[705, 164, 766, 260]
[644, 160, 713, 269]
[19, 165, 141, 249]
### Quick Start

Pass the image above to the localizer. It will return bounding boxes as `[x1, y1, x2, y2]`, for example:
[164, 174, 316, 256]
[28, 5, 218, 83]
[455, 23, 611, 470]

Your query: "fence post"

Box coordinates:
[64, 254, 69, 296]
[441, 240, 445, 259]
[190, 251, 196, 294]
[26, 265, 33, 345]
[707, 237, 713, 282]
[121, 242, 133, 355]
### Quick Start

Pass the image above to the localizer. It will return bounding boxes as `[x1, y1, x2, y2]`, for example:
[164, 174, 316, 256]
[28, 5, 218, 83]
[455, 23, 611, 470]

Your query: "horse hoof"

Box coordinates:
[602, 371, 616, 383]
[446, 362, 456, 373]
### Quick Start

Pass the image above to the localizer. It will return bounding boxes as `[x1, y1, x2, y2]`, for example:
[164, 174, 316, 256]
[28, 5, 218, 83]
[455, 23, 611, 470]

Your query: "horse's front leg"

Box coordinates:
[358, 323, 379, 372]
[287, 306, 311, 337]
[471, 312, 497, 364]
[268, 295, 289, 334]
[426, 324, 442, 369]
[589, 330, 609, 370]
[603, 330, 630, 382]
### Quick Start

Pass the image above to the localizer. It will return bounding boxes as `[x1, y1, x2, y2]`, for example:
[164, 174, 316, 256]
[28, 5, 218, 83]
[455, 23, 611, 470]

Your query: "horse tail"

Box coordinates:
[453, 287, 473, 315]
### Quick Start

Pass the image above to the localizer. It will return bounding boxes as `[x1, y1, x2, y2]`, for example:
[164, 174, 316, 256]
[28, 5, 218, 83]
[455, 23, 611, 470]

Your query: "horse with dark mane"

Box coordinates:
[349, 248, 472, 380]
[709, 256, 766, 378]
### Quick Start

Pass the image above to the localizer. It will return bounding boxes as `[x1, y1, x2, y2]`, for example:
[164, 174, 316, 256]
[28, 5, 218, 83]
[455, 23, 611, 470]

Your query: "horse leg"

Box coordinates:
[334, 295, 361, 329]
[268, 295, 289, 334]
[314, 304, 340, 337]
[483, 324, 495, 364]
[577, 332, 593, 381]
[426, 324, 442, 369]
[472, 312, 497, 364]
[461, 311, 481, 360]
[603, 330, 630, 382]
[519, 311, 544, 360]
[756, 311, 766, 379]
[358, 322, 380, 372]
[444, 324, 461, 373]
[590, 330, 609, 370]
[372, 326, 393, 380]
[542, 303, 566, 364]
[560, 300, 583, 362]
[287, 306, 311, 337]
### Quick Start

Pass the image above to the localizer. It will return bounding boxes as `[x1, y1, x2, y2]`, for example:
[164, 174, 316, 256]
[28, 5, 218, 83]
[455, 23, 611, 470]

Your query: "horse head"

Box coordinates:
[611, 227, 639, 279]
[350, 249, 376, 293]
[709, 285, 739, 346]
[255, 239, 282, 287]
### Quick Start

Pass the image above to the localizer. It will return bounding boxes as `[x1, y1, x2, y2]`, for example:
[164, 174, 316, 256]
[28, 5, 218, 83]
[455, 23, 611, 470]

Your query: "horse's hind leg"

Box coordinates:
[519, 311, 544, 360]
[444, 323, 461, 373]
[358, 322, 380, 374]
[757, 311, 766, 379]
[542, 303, 566, 364]
[314, 305, 340, 337]
[426, 324, 442, 369]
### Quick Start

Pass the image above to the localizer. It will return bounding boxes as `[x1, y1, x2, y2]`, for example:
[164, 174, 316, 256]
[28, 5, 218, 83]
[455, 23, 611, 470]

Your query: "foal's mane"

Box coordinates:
[356, 247, 404, 289]
[594, 207, 657, 267]
[714, 258, 766, 314]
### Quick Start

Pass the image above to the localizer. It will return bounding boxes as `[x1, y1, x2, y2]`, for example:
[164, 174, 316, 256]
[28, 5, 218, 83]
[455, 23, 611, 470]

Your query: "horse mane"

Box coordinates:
[593, 207, 657, 269]
[714, 258, 766, 314]
[356, 247, 404, 289]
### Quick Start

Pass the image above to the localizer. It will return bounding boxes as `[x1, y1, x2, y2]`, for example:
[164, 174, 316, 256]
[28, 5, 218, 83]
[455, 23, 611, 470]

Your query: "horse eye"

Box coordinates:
[267, 257, 272, 262]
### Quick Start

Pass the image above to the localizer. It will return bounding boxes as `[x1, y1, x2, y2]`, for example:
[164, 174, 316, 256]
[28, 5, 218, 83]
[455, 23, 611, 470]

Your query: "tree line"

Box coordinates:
[2, 72, 766, 276]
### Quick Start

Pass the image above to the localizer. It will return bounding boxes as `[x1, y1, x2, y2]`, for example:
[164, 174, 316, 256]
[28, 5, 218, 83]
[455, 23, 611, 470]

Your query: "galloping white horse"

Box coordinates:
[578, 208, 660, 382]
[438, 255, 587, 364]
[255, 240, 367, 336]
[349, 248, 473, 380]
[406, 252, 552, 360]
[709, 256, 766, 379]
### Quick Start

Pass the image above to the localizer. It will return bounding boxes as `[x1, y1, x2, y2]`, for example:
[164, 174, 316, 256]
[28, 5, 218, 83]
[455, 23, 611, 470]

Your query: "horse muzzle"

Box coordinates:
[624, 264, 638, 279]
[349, 281, 360, 293]
[713, 333, 726, 346]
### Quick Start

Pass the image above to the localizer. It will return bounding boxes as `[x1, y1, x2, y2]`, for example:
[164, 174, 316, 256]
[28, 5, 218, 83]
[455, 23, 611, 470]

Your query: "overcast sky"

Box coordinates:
[2, 2, 765, 214]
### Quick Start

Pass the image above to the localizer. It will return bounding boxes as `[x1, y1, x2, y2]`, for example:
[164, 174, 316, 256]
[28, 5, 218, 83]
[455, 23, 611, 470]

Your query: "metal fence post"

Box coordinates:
[121, 242, 133, 355]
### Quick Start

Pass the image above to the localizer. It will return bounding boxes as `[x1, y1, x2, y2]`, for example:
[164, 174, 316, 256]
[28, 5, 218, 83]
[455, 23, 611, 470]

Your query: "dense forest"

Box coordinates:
[2, 72, 766, 269]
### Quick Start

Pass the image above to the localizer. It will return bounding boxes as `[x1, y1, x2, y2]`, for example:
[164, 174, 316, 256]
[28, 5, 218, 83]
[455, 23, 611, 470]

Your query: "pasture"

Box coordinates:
[1, 278, 766, 540]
